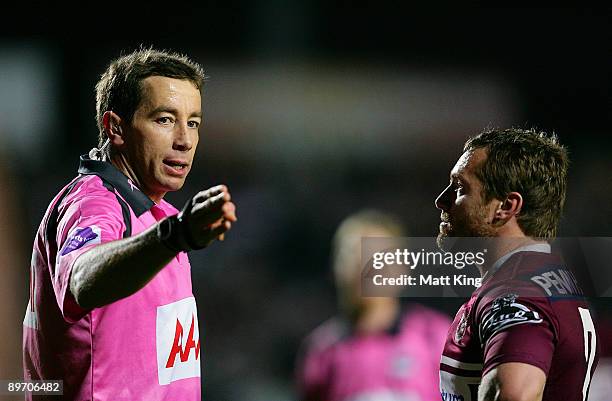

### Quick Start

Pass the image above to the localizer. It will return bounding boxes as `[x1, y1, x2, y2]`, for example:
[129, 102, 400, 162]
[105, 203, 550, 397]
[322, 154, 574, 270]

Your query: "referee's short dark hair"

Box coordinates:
[95, 47, 207, 150]
[464, 127, 569, 239]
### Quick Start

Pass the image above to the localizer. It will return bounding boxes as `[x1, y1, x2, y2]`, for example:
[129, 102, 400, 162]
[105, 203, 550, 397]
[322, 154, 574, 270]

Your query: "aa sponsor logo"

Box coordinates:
[165, 314, 201, 368]
[156, 297, 201, 385]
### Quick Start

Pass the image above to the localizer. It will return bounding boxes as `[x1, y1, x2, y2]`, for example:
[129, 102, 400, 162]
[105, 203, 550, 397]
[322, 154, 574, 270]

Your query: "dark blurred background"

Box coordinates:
[0, 4, 610, 400]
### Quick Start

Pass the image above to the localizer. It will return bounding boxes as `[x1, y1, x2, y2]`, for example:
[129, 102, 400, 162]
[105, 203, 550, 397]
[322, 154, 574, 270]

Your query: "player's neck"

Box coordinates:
[479, 236, 546, 279]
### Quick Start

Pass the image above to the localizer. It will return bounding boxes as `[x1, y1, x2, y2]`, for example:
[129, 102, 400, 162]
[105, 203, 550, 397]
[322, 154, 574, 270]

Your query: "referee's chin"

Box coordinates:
[163, 175, 189, 192]
[152, 178, 189, 199]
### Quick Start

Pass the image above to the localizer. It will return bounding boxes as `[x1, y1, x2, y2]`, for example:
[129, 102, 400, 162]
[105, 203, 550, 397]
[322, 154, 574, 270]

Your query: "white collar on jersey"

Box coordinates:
[484, 242, 552, 280]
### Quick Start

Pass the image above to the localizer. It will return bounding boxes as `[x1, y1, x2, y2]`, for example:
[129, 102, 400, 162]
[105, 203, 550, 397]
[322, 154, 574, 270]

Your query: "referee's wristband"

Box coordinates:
[157, 215, 190, 253]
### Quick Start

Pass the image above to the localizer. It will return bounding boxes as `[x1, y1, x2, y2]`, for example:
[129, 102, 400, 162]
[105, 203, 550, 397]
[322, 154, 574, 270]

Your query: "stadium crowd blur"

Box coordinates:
[0, 5, 610, 401]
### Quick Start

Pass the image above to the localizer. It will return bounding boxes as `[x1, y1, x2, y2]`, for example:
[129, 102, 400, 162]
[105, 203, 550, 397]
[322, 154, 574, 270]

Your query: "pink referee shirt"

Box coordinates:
[23, 156, 201, 400]
[297, 305, 450, 401]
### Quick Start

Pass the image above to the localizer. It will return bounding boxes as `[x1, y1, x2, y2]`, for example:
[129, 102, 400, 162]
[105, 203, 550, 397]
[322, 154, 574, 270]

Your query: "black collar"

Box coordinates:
[78, 155, 155, 217]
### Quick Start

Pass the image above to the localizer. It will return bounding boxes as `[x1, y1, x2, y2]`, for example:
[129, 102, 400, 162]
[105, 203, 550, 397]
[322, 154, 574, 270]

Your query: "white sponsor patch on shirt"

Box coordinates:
[440, 370, 480, 401]
[156, 297, 201, 385]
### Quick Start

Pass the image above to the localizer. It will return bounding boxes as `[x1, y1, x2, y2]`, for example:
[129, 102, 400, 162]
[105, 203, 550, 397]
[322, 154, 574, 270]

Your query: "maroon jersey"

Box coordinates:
[440, 247, 599, 401]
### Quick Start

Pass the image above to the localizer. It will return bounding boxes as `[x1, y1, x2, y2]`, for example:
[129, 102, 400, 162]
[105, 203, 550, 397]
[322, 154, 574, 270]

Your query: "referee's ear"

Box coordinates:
[102, 111, 125, 147]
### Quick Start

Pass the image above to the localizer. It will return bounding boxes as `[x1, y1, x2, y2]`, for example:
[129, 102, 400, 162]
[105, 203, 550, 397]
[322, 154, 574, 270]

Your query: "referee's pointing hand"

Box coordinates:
[180, 185, 237, 248]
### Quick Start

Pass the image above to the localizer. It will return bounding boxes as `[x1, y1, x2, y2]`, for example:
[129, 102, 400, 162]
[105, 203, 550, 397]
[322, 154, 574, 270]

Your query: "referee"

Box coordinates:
[23, 48, 236, 400]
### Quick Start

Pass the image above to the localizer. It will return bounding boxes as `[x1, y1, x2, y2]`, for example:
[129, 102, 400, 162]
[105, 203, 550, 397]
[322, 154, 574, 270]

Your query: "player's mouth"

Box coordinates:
[440, 213, 452, 234]
[162, 159, 190, 176]
[439, 222, 451, 234]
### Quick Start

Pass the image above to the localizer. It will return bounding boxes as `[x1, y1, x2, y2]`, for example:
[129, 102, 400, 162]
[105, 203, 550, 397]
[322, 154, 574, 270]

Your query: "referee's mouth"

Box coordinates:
[162, 159, 190, 175]
[163, 159, 188, 168]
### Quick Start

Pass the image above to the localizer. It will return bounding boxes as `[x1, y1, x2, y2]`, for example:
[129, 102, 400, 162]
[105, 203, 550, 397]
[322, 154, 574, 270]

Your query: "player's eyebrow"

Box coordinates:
[450, 172, 470, 184]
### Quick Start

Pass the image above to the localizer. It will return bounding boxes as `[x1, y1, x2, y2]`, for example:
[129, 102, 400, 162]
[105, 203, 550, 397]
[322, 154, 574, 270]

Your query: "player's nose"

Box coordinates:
[435, 185, 452, 211]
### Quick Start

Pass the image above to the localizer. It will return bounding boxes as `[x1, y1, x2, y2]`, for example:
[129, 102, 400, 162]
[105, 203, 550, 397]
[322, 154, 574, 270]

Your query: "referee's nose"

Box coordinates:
[173, 123, 195, 152]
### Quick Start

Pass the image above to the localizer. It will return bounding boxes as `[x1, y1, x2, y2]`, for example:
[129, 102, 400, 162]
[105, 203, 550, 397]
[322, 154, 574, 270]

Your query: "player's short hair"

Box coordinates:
[95, 47, 207, 150]
[332, 210, 404, 289]
[464, 127, 569, 239]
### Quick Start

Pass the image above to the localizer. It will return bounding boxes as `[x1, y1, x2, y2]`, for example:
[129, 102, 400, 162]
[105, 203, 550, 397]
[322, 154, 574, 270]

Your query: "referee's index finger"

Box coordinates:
[193, 185, 228, 203]
[190, 192, 229, 221]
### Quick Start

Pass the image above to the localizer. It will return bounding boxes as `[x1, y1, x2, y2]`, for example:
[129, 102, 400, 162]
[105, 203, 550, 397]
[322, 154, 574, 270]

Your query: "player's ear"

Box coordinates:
[102, 111, 125, 147]
[495, 192, 523, 222]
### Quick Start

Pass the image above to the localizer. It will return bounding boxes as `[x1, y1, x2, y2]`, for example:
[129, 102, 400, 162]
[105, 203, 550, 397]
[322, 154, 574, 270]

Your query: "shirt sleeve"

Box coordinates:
[477, 285, 557, 377]
[52, 178, 127, 323]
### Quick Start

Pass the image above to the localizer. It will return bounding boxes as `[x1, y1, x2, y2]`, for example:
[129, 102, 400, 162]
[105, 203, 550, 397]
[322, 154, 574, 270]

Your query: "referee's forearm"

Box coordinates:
[69, 223, 177, 309]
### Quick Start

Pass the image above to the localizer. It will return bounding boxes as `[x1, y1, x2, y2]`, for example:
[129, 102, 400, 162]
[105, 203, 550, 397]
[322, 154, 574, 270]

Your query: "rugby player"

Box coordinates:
[435, 128, 599, 401]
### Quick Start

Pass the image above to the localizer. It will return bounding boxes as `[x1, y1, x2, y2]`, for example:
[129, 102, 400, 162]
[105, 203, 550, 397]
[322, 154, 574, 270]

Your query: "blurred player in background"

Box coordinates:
[23, 48, 237, 400]
[435, 128, 599, 401]
[296, 210, 450, 401]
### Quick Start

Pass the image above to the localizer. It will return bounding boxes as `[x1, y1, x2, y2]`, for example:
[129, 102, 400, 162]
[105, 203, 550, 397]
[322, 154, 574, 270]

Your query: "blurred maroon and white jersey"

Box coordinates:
[440, 244, 600, 401]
